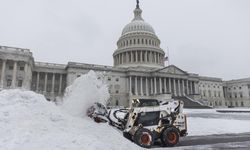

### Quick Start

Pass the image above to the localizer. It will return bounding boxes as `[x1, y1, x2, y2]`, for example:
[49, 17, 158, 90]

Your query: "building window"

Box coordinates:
[116, 78, 119, 82]
[240, 92, 243, 98]
[214, 91, 216, 97]
[215, 101, 217, 106]
[18, 80, 23, 87]
[219, 101, 222, 106]
[20, 66, 24, 71]
[115, 90, 119, 94]
[116, 100, 119, 106]
[108, 77, 111, 81]
[77, 75, 81, 78]
[235, 102, 238, 107]
[9, 66, 13, 70]
[241, 102, 244, 107]
[218, 92, 221, 97]
[234, 87, 236, 90]
[7, 79, 12, 87]
[234, 93, 237, 98]
[225, 102, 227, 106]
[239, 87, 242, 90]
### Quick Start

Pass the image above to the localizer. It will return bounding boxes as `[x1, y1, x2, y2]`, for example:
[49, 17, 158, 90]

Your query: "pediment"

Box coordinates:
[155, 65, 188, 75]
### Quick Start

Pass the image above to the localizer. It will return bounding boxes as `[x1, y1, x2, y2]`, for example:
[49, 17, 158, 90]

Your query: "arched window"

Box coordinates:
[138, 39, 140, 44]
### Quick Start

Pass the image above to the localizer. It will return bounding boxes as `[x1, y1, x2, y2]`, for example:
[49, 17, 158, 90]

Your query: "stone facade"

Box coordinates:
[0, 2, 248, 107]
[223, 78, 250, 107]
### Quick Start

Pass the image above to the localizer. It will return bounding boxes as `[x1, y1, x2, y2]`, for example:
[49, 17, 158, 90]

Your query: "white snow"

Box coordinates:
[185, 109, 250, 136]
[1, 70, 250, 150]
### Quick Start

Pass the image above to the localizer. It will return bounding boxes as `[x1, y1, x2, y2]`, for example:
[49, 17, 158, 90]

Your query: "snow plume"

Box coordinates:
[62, 70, 110, 117]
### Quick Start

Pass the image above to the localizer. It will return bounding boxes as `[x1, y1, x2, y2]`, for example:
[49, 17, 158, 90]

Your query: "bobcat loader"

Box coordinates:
[87, 99, 187, 148]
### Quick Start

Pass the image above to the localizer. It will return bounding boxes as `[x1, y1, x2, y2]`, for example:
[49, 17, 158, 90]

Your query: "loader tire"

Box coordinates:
[161, 127, 179, 147]
[133, 128, 153, 148]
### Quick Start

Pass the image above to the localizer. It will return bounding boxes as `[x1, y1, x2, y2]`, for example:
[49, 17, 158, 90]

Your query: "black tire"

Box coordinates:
[161, 127, 179, 147]
[123, 132, 132, 141]
[133, 128, 154, 148]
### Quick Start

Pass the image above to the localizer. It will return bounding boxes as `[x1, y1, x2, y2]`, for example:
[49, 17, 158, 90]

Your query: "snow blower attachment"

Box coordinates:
[87, 99, 187, 148]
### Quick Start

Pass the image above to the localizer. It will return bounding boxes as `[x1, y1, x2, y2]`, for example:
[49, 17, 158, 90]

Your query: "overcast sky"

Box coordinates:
[0, 0, 249, 80]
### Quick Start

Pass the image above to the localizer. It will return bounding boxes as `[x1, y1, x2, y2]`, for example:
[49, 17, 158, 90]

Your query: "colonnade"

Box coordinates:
[33, 72, 64, 95]
[0, 59, 29, 88]
[114, 50, 164, 66]
[128, 76, 197, 97]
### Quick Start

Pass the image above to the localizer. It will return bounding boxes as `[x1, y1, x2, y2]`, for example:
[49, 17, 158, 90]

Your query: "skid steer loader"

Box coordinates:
[87, 99, 187, 148]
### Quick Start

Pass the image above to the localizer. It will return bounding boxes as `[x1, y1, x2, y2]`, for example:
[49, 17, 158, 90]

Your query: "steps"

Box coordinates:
[173, 96, 212, 109]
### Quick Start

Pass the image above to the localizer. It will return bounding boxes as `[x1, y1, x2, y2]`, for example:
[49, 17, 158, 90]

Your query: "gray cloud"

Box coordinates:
[0, 0, 249, 80]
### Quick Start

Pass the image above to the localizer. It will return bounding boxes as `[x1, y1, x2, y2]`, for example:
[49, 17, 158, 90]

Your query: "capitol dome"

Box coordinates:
[122, 19, 155, 35]
[113, 1, 166, 69]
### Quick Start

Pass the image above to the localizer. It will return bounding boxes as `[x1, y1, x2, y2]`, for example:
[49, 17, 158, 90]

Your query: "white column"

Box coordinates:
[44, 73, 48, 93]
[173, 78, 176, 96]
[11, 61, 17, 88]
[140, 51, 143, 62]
[1, 60, 6, 88]
[168, 78, 172, 93]
[187, 80, 190, 95]
[23, 63, 29, 88]
[146, 77, 149, 96]
[121, 53, 123, 64]
[131, 52, 134, 63]
[182, 79, 185, 96]
[135, 51, 138, 62]
[178, 79, 181, 96]
[150, 78, 153, 95]
[154, 77, 157, 94]
[59, 74, 62, 94]
[36, 72, 40, 92]
[51, 73, 55, 93]
[140, 77, 143, 96]
[154, 53, 157, 63]
[157, 53, 160, 64]
[159, 78, 162, 93]
[190, 81, 193, 95]
[164, 78, 167, 93]
[135, 76, 138, 95]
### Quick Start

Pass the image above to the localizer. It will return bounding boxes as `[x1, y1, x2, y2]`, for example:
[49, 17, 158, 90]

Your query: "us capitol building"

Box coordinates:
[0, 2, 249, 108]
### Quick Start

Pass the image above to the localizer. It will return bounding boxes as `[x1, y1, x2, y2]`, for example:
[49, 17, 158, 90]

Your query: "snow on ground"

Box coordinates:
[185, 109, 250, 136]
[1, 70, 250, 150]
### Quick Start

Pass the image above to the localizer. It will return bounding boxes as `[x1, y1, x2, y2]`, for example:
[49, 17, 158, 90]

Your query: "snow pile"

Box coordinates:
[61, 70, 109, 117]
[0, 71, 140, 150]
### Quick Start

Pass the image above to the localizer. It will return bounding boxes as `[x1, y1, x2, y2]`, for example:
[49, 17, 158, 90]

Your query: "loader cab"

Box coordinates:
[134, 111, 160, 127]
[131, 99, 160, 108]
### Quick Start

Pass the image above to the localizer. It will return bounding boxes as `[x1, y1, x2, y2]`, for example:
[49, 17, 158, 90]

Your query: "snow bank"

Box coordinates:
[0, 71, 141, 150]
